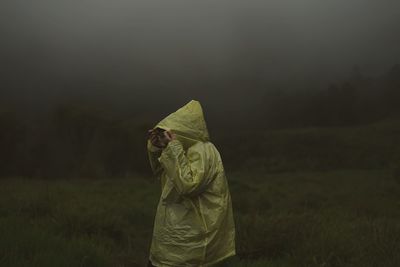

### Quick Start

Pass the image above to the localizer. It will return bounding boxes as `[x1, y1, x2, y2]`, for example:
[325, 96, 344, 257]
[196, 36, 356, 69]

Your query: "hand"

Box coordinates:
[147, 129, 176, 149]
[163, 130, 176, 142]
[147, 129, 164, 149]
[157, 130, 176, 148]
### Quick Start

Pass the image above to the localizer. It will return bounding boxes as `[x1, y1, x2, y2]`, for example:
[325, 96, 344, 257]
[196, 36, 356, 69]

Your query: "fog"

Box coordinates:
[1, 0, 399, 124]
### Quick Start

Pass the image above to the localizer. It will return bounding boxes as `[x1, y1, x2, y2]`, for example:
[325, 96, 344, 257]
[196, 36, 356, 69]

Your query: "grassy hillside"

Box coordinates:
[216, 118, 400, 172]
[1, 120, 400, 266]
[1, 168, 400, 267]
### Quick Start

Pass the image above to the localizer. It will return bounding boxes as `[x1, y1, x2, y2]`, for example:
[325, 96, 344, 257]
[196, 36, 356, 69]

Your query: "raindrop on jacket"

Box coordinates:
[147, 100, 236, 267]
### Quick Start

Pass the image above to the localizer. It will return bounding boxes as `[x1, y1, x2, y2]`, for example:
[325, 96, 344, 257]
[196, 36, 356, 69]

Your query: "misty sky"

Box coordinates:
[1, 0, 399, 119]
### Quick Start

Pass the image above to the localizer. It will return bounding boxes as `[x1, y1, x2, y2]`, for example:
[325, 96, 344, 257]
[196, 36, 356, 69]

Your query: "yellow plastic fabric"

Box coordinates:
[147, 100, 236, 267]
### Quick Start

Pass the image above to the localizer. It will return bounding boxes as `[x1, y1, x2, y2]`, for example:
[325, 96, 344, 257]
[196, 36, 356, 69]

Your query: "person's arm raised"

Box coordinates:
[158, 139, 211, 197]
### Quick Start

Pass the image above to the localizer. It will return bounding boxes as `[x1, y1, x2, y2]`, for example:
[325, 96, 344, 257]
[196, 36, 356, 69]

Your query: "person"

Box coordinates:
[146, 100, 236, 267]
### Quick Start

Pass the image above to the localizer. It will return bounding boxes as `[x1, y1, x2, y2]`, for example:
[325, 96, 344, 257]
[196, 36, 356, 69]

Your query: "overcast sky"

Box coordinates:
[1, 0, 399, 119]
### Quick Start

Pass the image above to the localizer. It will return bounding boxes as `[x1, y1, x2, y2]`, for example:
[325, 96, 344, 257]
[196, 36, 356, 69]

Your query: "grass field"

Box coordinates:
[1, 167, 400, 267]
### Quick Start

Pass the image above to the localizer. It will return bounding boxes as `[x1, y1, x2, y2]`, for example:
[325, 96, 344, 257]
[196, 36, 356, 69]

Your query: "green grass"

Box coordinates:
[217, 118, 400, 173]
[1, 168, 400, 266]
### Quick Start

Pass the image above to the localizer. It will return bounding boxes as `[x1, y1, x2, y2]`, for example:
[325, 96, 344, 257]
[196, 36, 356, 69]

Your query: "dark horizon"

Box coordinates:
[1, 0, 400, 119]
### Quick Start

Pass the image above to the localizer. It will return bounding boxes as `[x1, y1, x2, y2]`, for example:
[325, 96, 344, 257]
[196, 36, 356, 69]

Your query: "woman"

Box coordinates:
[146, 100, 236, 267]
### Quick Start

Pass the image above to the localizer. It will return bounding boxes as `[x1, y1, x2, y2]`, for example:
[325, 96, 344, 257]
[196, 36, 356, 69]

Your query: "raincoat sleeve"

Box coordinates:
[158, 139, 211, 197]
[147, 139, 163, 176]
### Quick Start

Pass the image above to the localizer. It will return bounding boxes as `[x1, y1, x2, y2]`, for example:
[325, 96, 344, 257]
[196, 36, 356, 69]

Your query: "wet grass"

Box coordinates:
[1, 168, 400, 266]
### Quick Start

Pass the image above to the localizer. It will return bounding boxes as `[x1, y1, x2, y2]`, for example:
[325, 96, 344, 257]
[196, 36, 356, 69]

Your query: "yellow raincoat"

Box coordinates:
[147, 100, 236, 267]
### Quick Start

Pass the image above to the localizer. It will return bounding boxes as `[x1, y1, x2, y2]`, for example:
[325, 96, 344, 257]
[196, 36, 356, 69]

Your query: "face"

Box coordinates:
[148, 127, 168, 148]
[154, 127, 166, 137]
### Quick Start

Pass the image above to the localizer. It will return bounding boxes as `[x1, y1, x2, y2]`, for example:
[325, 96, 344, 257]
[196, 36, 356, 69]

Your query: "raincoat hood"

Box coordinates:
[152, 100, 211, 150]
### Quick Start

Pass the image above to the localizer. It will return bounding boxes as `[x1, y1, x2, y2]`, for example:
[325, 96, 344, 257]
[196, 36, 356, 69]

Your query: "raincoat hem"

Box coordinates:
[149, 250, 236, 267]
[203, 250, 236, 267]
